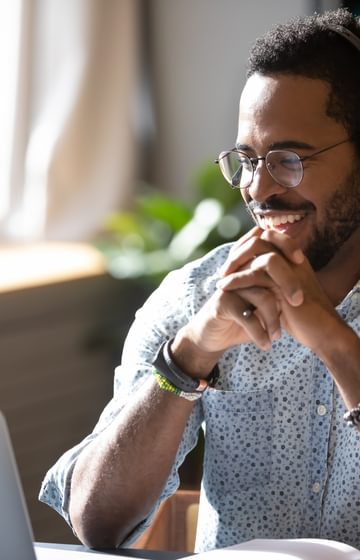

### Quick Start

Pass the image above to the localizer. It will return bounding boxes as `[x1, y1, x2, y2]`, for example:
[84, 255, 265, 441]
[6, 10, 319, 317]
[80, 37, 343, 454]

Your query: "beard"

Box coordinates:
[304, 163, 360, 271]
[246, 161, 360, 272]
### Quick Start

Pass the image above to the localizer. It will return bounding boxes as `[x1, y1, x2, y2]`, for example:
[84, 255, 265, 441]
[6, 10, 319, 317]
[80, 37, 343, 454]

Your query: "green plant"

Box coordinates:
[95, 161, 253, 285]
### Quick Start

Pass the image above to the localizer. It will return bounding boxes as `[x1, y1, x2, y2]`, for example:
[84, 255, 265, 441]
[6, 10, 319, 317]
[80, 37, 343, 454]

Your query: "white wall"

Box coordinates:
[147, 0, 316, 198]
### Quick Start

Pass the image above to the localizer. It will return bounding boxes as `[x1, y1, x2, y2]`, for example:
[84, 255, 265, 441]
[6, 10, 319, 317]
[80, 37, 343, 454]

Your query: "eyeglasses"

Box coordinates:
[215, 138, 350, 189]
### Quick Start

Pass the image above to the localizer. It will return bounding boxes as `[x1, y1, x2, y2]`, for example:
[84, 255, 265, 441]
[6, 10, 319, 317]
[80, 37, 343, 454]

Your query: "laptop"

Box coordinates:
[0, 411, 151, 559]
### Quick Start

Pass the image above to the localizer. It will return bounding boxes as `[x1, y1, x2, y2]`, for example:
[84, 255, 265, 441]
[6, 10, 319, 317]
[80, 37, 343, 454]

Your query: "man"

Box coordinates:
[40, 8, 360, 552]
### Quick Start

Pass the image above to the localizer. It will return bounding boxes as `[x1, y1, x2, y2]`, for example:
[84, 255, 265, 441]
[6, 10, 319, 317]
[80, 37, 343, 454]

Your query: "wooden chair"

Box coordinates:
[133, 490, 200, 552]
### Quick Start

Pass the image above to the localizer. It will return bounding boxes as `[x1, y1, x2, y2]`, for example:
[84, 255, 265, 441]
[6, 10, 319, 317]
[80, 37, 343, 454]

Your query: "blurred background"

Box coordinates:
[1, 0, 358, 244]
[0, 0, 358, 546]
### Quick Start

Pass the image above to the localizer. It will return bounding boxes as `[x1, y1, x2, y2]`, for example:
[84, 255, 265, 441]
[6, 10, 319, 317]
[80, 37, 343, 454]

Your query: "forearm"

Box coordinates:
[316, 319, 360, 411]
[69, 376, 194, 549]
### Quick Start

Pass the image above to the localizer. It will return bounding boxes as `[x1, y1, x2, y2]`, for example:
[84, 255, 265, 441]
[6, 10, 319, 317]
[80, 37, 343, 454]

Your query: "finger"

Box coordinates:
[229, 225, 262, 251]
[260, 229, 304, 264]
[224, 285, 281, 342]
[222, 236, 267, 276]
[242, 289, 281, 342]
[250, 252, 303, 306]
[217, 267, 273, 290]
[242, 304, 256, 319]
[222, 229, 303, 277]
[221, 228, 262, 275]
[218, 257, 303, 307]
[218, 290, 272, 350]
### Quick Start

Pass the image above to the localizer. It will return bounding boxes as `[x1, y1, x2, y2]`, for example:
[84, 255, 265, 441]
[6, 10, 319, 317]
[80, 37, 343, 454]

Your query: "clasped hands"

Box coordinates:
[186, 226, 341, 358]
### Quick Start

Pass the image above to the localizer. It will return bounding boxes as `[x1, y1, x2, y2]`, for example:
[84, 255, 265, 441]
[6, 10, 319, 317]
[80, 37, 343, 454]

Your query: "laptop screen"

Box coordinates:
[0, 410, 37, 560]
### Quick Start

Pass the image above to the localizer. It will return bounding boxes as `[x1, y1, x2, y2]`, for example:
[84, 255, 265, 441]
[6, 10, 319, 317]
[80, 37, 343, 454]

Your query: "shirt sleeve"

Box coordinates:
[38, 264, 205, 544]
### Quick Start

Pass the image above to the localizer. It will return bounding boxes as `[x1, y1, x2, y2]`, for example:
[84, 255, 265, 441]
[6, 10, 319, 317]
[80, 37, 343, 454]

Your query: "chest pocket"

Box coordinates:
[202, 388, 273, 492]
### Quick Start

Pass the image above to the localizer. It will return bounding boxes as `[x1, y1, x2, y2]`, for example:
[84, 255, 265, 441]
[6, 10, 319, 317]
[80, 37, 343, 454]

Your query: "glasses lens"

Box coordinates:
[266, 150, 303, 188]
[218, 151, 253, 189]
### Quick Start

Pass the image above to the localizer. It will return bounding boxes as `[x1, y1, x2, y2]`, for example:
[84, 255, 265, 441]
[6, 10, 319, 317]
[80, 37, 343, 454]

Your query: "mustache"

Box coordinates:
[247, 199, 315, 213]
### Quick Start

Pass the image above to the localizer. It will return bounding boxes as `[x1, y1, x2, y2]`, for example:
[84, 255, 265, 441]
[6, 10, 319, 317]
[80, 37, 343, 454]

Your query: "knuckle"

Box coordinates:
[263, 251, 281, 272]
[260, 229, 272, 242]
[266, 251, 280, 265]
[251, 251, 278, 271]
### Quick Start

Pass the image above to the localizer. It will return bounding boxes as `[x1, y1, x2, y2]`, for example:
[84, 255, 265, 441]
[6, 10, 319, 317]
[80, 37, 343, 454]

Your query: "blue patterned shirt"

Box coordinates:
[39, 243, 360, 552]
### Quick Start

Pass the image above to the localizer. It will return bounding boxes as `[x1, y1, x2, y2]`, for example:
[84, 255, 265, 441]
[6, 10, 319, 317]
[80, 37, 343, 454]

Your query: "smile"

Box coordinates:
[257, 213, 304, 230]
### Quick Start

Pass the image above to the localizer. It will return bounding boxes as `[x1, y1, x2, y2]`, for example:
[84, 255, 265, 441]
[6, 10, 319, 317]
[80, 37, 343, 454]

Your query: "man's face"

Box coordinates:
[237, 73, 360, 270]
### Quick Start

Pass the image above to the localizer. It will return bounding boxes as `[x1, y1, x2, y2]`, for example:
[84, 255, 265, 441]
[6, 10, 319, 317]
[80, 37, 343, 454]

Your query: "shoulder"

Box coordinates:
[158, 242, 233, 313]
[131, 242, 234, 338]
[185, 242, 233, 281]
[182, 243, 233, 311]
[144, 242, 233, 303]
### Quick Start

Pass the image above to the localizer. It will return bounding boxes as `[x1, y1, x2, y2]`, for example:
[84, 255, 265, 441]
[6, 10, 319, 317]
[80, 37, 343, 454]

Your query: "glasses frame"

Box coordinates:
[215, 138, 351, 189]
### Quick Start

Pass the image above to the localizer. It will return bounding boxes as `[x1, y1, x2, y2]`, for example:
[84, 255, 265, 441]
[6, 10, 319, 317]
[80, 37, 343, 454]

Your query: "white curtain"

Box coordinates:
[0, 0, 140, 242]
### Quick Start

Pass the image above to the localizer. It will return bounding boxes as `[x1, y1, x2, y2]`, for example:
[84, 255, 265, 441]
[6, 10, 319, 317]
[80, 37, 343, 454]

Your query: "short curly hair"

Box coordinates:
[247, 8, 360, 156]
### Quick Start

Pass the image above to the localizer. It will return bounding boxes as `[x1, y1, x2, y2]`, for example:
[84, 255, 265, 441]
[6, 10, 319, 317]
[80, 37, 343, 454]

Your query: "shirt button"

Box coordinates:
[312, 482, 321, 493]
[317, 404, 327, 416]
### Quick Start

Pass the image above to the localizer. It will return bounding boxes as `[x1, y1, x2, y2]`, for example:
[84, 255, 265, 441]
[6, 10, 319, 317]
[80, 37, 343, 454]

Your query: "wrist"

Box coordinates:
[152, 338, 220, 399]
[170, 328, 223, 379]
[316, 318, 358, 366]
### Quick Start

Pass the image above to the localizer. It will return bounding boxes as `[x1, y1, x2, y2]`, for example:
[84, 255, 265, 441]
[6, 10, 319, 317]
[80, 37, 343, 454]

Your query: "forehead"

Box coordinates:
[237, 73, 346, 148]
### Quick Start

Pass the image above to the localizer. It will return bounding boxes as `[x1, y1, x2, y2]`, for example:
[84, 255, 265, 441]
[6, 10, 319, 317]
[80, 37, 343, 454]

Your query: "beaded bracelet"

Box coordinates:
[343, 403, 360, 427]
[153, 370, 203, 401]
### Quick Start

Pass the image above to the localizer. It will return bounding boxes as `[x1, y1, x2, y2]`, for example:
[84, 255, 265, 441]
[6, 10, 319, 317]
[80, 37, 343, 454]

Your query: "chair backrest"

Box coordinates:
[133, 489, 200, 552]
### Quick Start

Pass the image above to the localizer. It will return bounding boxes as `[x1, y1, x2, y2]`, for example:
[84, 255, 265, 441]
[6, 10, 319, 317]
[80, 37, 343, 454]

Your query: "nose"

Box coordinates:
[245, 160, 287, 202]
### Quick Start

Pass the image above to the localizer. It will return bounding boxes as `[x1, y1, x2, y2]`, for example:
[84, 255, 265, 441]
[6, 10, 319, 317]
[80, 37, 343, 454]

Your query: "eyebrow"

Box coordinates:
[235, 140, 317, 152]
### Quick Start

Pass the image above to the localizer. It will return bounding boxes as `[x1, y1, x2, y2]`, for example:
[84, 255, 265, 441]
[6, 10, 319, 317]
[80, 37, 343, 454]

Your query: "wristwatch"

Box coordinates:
[152, 338, 219, 393]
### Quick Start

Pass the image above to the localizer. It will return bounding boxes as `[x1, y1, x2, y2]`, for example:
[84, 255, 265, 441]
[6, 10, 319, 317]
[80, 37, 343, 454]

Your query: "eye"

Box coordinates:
[267, 151, 300, 171]
[280, 155, 300, 169]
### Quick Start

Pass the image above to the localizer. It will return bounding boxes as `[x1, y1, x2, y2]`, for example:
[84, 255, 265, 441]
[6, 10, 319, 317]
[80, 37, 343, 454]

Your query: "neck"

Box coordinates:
[316, 227, 360, 306]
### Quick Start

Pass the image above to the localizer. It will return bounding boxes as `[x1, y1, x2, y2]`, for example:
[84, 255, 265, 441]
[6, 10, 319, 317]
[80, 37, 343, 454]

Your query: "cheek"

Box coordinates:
[299, 166, 343, 214]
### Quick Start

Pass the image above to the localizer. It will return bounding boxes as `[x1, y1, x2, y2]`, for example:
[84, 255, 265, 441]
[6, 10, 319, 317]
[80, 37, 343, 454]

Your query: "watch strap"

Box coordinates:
[152, 338, 219, 393]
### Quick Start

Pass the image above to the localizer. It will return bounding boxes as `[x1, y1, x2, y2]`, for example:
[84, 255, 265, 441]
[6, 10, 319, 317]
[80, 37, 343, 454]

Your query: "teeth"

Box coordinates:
[258, 214, 302, 229]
